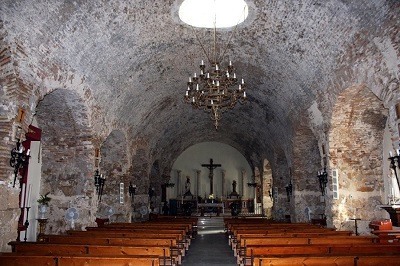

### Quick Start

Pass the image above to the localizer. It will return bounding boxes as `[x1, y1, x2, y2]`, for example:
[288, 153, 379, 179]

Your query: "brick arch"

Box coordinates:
[35, 88, 95, 233]
[328, 85, 388, 231]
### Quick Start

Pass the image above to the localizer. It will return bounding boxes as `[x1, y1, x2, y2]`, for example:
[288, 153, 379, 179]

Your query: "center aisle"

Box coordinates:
[182, 217, 236, 266]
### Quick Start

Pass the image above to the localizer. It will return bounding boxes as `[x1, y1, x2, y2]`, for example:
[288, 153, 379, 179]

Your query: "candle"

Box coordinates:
[189, 77, 192, 83]
[201, 60, 204, 66]
[26, 149, 30, 156]
[25, 184, 31, 208]
[229, 60, 232, 66]
[215, 64, 219, 71]
[20, 183, 26, 208]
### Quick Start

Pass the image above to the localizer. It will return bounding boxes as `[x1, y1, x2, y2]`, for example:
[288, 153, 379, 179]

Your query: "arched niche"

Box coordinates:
[291, 120, 322, 223]
[98, 129, 130, 222]
[171, 141, 252, 200]
[35, 89, 94, 233]
[328, 85, 388, 233]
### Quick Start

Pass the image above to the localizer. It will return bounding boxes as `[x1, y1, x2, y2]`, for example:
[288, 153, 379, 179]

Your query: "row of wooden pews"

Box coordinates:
[224, 217, 400, 266]
[0, 216, 198, 266]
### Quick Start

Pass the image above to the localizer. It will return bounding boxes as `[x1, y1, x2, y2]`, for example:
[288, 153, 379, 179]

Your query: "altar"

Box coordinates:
[197, 202, 224, 216]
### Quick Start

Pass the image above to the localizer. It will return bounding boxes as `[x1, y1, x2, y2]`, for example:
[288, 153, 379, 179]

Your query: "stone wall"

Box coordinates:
[36, 89, 96, 234]
[328, 85, 388, 234]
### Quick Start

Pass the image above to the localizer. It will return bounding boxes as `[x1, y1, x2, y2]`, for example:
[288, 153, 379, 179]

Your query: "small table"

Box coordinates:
[350, 218, 361, 235]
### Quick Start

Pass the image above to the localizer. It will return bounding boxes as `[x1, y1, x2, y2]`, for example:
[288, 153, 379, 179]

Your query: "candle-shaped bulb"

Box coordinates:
[207, 73, 210, 79]
[390, 151, 393, 157]
[233, 73, 236, 79]
[397, 149, 400, 156]
[215, 64, 219, 71]
[211, 99, 214, 105]
[229, 60, 232, 66]
[239, 84, 242, 91]
[201, 60, 204, 66]
[26, 149, 30, 156]
[243, 91, 247, 98]
[185, 91, 189, 96]
[194, 73, 197, 78]
[187, 86, 190, 91]
[216, 80, 220, 87]
[196, 84, 199, 91]
[226, 71, 230, 78]
[192, 97, 195, 103]
[200, 69, 204, 75]
[241, 78, 245, 84]
[189, 77, 192, 83]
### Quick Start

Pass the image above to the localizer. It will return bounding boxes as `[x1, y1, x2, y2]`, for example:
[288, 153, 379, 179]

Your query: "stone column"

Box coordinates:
[221, 170, 226, 197]
[241, 169, 246, 197]
[196, 170, 201, 198]
[176, 170, 181, 197]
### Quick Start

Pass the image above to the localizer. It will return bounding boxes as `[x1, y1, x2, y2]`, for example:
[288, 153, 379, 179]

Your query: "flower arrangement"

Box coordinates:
[37, 192, 51, 206]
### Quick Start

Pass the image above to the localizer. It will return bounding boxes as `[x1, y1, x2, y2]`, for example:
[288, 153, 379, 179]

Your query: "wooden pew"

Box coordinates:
[9, 242, 179, 265]
[253, 255, 400, 266]
[0, 254, 161, 266]
[240, 242, 400, 265]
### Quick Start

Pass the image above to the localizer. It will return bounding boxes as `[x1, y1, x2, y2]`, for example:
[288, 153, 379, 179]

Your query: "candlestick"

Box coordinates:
[24, 206, 31, 242]
[20, 183, 26, 208]
[25, 184, 32, 208]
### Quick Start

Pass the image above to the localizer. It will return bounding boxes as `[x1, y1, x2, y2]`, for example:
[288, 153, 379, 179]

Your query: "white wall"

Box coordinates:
[170, 142, 252, 200]
[20, 140, 42, 241]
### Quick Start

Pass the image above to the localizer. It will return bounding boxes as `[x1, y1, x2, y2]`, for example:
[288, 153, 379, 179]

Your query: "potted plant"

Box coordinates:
[37, 192, 51, 219]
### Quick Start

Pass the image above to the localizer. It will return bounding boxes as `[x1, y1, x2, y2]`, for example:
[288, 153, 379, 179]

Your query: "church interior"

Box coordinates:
[1, 0, 400, 265]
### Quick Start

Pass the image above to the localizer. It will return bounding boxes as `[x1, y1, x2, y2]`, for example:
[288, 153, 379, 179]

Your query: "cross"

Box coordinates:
[201, 158, 222, 195]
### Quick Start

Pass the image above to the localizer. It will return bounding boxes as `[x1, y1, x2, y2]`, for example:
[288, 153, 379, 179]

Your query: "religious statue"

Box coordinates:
[184, 176, 192, 197]
[229, 180, 239, 198]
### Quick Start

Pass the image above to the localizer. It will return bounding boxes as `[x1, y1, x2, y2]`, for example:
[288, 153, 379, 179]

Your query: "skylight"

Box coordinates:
[179, 0, 249, 28]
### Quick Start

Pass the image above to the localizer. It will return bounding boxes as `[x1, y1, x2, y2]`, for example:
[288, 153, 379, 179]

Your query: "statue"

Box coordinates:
[184, 176, 192, 197]
[229, 180, 239, 198]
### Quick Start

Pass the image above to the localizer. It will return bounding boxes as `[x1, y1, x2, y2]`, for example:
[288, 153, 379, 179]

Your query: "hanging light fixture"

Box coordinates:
[183, 0, 248, 130]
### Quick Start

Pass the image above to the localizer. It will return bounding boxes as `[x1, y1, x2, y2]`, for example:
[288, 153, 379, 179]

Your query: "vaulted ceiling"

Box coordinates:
[1, 0, 399, 168]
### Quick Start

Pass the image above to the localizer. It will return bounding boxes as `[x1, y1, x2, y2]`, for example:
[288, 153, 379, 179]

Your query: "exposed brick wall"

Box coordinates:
[328, 85, 388, 233]
[291, 118, 324, 223]
[98, 129, 131, 222]
[36, 89, 96, 234]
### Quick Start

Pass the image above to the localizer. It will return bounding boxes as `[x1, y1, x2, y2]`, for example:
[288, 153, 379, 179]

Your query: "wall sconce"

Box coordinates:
[129, 182, 136, 197]
[317, 168, 328, 196]
[94, 169, 106, 201]
[285, 181, 292, 202]
[10, 139, 30, 187]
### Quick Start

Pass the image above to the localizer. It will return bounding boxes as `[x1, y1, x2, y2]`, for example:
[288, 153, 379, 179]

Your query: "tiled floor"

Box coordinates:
[181, 217, 236, 266]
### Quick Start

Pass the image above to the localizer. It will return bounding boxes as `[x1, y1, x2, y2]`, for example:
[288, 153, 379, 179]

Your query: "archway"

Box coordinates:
[36, 89, 95, 233]
[328, 85, 388, 233]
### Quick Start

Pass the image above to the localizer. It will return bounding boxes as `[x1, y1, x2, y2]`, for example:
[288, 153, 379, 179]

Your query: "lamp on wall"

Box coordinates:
[94, 169, 106, 202]
[10, 139, 30, 187]
[317, 168, 328, 196]
[285, 181, 292, 202]
[129, 182, 136, 197]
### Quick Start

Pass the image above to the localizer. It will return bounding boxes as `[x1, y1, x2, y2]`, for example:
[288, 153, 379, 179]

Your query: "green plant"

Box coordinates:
[37, 192, 51, 206]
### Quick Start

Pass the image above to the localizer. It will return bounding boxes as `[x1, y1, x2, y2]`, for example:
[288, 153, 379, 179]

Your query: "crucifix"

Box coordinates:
[201, 158, 222, 195]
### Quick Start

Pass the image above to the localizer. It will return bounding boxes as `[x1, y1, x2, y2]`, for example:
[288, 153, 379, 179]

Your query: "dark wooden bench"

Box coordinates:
[0, 254, 160, 266]
[9, 242, 178, 265]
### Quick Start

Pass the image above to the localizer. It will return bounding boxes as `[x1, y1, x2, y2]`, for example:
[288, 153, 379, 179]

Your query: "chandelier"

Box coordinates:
[183, 9, 248, 129]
